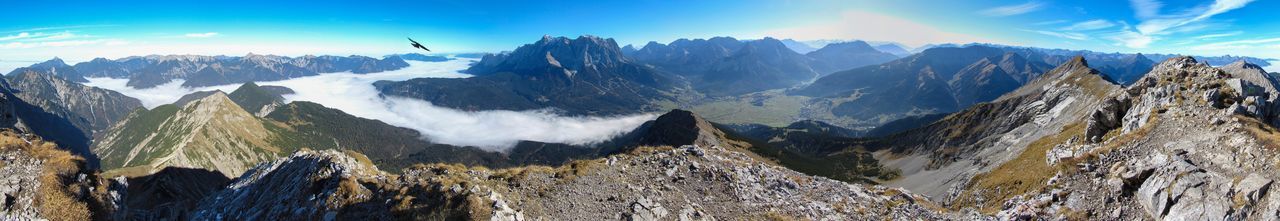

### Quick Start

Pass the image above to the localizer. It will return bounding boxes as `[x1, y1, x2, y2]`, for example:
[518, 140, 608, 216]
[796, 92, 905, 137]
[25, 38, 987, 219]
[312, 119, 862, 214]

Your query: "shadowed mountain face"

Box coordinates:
[36, 54, 409, 88]
[630, 37, 896, 96]
[792, 45, 1057, 120]
[0, 69, 144, 167]
[806, 41, 900, 75]
[375, 35, 679, 115]
[873, 43, 912, 57]
[1093, 53, 1155, 85]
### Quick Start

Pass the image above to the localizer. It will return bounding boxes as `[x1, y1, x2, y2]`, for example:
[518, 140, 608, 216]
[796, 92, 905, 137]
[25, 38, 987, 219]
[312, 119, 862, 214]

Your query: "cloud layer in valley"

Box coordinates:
[84, 59, 656, 151]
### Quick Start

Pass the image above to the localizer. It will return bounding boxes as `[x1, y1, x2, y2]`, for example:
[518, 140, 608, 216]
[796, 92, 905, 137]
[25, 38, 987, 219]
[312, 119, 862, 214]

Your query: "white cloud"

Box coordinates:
[1130, 0, 1253, 36]
[20, 32, 79, 42]
[2, 24, 119, 34]
[1107, 29, 1155, 48]
[1060, 19, 1116, 31]
[1190, 37, 1280, 50]
[184, 32, 219, 38]
[1032, 20, 1069, 26]
[1026, 30, 1089, 40]
[0, 32, 31, 41]
[0, 39, 109, 49]
[764, 10, 999, 48]
[1130, 0, 1163, 19]
[84, 59, 655, 151]
[979, 1, 1045, 17]
[1194, 31, 1243, 39]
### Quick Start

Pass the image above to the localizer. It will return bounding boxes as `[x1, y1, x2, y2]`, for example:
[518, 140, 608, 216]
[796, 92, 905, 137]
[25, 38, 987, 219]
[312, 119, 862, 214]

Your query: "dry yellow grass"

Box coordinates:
[951, 122, 1085, 213]
[0, 130, 97, 221]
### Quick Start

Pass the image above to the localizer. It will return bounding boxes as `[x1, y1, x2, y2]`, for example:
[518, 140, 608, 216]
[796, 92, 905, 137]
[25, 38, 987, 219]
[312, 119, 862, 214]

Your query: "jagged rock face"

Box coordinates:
[467, 35, 636, 80]
[0, 130, 118, 220]
[376, 36, 678, 115]
[92, 92, 283, 177]
[980, 57, 1280, 219]
[190, 150, 386, 220]
[875, 56, 1119, 199]
[4, 70, 143, 166]
[7, 70, 144, 135]
[189, 146, 958, 220]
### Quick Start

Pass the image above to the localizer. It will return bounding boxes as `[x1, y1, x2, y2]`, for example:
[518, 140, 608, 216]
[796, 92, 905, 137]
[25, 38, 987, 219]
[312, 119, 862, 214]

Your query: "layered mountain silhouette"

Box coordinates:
[631, 37, 897, 96]
[38, 54, 409, 88]
[375, 35, 679, 115]
[792, 45, 1058, 122]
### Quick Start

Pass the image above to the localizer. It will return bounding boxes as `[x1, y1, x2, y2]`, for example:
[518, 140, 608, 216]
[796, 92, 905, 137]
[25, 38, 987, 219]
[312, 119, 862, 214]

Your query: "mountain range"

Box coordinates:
[376, 35, 679, 115]
[31, 54, 410, 89]
[7, 33, 1280, 220]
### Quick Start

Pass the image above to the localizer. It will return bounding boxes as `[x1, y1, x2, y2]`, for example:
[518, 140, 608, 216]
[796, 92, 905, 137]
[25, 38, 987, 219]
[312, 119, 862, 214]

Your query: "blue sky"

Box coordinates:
[1, 0, 1277, 63]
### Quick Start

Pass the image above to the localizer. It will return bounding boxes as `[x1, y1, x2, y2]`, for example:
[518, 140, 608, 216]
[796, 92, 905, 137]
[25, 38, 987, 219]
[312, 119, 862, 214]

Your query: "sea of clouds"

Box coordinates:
[84, 59, 656, 151]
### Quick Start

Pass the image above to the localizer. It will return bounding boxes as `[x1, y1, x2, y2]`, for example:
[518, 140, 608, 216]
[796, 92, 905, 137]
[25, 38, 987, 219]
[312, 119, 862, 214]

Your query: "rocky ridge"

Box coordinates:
[950, 57, 1280, 219]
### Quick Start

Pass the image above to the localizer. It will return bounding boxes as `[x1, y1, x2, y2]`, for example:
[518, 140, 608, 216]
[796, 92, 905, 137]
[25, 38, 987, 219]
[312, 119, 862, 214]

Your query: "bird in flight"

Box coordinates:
[408, 38, 430, 52]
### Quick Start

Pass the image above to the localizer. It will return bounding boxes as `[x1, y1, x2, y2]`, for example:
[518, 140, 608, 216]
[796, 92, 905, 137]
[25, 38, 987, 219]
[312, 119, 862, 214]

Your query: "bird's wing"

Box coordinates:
[407, 38, 420, 44]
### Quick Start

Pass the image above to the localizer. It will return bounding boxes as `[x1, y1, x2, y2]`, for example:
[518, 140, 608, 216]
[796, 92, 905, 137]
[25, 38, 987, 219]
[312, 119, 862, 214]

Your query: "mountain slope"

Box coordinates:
[631, 37, 827, 96]
[945, 57, 1280, 219]
[226, 82, 291, 117]
[375, 35, 678, 115]
[92, 92, 285, 177]
[189, 135, 952, 220]
[864, 57, 1119, 200]
[806, 40, 899, 75]
[3, 69, 143, 165]
[790, 46, 1057, 126]
[0, 130, 117, 221]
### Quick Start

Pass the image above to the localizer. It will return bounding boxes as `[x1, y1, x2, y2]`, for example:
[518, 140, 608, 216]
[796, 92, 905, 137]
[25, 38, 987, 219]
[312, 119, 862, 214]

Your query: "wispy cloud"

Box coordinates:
[765, 10, 999, 48]
[1131, 0, 1253, 35]
[184, 32, 219, 38]
[19, 32, 81, 42]
[1025, 29, 1089, 40]
[1, 24, 119, 34]
[1032, 20, 1069, 26]
[0, 32, 32, 41]
[979, 1, 1045, 17]
[1060, 19, 1115, 31]
[1194, 31, 1243, 39]
[1191, 37, 1280, 50]
[1113, 0, 1255, 48]
[1, 39, 108, 49]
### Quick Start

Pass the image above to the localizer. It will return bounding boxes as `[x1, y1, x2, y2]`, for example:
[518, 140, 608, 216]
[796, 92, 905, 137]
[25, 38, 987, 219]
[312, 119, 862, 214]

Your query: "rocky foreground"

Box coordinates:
[188, 145, 952, 220]
[2, 109, 963, 220]
[979, 58, 1280, 219]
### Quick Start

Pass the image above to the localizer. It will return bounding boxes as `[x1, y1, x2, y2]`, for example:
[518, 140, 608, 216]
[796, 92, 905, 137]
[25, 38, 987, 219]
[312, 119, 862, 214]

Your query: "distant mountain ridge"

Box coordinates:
[376, 35, 679, 115]
[630, 37, 897, 96]
[17, 54, 410, 89]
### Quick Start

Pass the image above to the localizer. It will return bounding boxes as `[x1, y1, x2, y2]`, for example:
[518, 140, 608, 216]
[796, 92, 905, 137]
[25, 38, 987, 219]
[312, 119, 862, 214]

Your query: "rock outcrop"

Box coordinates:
[189, 145, 958, 220]
[983, 57, 1280, 219]
[0, 130, 118, 220]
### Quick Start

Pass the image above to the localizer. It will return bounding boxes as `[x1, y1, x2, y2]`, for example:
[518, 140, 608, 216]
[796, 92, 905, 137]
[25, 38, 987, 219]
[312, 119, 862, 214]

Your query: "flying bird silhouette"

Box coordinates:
[408, 38, 430, 52]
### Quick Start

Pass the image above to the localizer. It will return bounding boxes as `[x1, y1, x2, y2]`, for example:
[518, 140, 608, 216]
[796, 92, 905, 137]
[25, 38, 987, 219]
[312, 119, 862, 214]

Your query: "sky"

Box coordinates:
[2, 0, 1279, 63]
